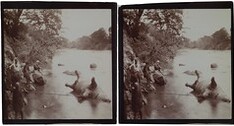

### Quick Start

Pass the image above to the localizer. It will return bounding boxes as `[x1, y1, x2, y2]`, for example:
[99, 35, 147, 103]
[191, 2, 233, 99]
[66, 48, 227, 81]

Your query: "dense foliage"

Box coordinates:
[68, 27, 111, 50]
[3, 9, 68, 67]
[186, 28, 231, 50]
[123, 9, 185, 68]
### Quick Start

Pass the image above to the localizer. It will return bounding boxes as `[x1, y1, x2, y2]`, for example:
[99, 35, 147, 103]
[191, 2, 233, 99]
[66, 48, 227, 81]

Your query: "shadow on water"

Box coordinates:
[24, 84, 64, 119]
[143, 83, 186, 119]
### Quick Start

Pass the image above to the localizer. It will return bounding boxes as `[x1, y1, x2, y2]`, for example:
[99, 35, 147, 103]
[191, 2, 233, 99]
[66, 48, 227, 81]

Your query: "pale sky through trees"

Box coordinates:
[60, 9, 231, 42]
[182, 9, 231, 41]
[60, 9, 111, 41]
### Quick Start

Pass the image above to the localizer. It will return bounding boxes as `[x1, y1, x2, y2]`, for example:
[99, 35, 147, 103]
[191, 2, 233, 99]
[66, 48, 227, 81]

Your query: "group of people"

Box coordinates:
[124, 55, 163, 119]
[4, 57, 42, 119]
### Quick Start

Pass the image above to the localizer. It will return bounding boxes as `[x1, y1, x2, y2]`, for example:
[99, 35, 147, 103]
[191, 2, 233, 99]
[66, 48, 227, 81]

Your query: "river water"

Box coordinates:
[144, 49, 232, 119]
[25, 49, 112, 119]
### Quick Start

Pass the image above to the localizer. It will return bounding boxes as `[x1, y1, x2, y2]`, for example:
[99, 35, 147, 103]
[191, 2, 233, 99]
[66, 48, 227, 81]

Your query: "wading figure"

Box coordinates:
[129, 64, 144, 119]
[23, 62, 33, 84]
[143, 62, 151, 84]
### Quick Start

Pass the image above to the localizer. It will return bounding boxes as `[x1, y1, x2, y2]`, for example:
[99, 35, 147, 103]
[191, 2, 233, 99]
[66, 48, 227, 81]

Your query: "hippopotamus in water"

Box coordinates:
[65, 71, 111, 103]
[185, 77, 231, 103]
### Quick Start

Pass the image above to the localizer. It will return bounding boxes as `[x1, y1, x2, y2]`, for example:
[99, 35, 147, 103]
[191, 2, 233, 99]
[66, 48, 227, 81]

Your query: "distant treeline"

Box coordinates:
[68, 27, 112, 50]
[185, 28, 231, 50]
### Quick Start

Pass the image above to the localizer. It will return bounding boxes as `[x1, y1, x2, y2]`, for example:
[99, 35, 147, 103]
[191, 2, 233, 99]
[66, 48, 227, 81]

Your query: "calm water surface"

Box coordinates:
[25, 49, 112, 119]
[144, 49, 231, 119]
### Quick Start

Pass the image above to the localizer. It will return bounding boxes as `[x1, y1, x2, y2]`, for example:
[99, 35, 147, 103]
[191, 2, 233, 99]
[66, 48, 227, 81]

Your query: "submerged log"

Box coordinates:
[184, 70, 202, 76]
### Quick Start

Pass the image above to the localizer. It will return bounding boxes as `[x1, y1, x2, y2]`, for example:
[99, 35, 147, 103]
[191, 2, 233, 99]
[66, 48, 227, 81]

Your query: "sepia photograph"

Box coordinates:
[2, 2, 116, 124]
[120, 2, 232, 123]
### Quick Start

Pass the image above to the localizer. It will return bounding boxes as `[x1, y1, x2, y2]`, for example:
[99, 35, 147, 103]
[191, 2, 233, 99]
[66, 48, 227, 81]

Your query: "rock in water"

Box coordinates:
[210, 63, 218, 69]
[179, 64, 185, 66]
[90, 63, 97, 69]
[58, 64, 64, 66]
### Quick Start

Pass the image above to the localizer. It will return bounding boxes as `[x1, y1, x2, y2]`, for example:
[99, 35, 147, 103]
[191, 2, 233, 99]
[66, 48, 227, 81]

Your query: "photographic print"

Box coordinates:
[119, 2, 233, 123]
[2, 2, 116, 124]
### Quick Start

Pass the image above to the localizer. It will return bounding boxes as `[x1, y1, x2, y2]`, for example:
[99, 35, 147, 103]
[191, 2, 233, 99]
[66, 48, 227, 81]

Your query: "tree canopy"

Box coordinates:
[3, 9, 67, 66]
[186, 28, 231, 50]
[68, 27, 111, 50]
[123, 9, 184, 67]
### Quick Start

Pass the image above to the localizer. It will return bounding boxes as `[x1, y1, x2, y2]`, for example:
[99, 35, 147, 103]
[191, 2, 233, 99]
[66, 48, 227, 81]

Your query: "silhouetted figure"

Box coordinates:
[131, 82, 143, 119]
[34, 60, 41, 73]
[10, 58, 22, 86]
[13, 82, 26, 119]
[143, 62, 151, 83]
[154, 60, 161, 71]
[23, 62, 32, 84]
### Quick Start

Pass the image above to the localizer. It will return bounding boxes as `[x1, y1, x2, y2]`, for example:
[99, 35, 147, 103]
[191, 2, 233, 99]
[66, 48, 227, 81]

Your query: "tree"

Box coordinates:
[123, 9, 184, 67]
[22, 9, 62, 37]
[188, 28, 231, 50]
[3, 9, 25, 38]
[123, 9, 145, 39]
[68, 28, 111, 50]
[212, 27, 230, 49]
[145, 9, 183, 36]
[3, 9, 63, 65]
